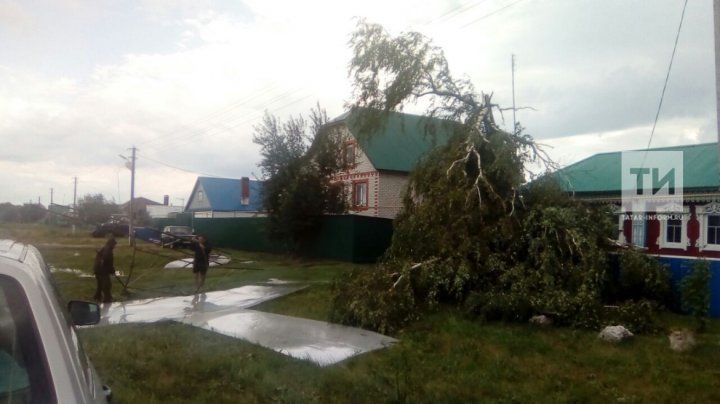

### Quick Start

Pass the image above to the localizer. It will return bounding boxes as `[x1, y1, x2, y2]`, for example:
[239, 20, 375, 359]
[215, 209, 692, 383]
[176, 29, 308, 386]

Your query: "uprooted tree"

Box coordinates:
[330, 21, 669, 334]
[253, 104, 347, 251]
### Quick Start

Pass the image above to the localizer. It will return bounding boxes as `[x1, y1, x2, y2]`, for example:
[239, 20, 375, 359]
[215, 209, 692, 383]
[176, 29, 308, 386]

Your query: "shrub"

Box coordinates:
[680, 260, 711, 331]
[606, 300, 661, 334]
[329, 265, 417, 334]
[612, 249, 672, 306]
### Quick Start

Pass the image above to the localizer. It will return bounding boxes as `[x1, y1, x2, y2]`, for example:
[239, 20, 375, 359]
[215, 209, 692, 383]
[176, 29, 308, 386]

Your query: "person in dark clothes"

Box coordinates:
[93, 236, 117, 303]
[190, 235, 211, 292]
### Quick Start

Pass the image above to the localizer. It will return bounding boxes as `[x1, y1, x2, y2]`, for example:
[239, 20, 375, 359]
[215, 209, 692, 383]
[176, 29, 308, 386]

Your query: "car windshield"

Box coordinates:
[168, 227, 192, 235]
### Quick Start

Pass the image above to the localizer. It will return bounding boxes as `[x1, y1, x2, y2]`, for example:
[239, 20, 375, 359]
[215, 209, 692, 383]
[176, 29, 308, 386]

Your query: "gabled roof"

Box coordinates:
[329, 110, 457, 172]
[122, 197, 161, 209]
[554, 142, 720, 194]
[186, 177, 264, 212]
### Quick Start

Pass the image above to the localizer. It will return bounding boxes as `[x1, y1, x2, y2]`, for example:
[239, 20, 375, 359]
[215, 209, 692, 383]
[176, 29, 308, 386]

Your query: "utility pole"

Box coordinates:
[50, 188, 53, 205]
[72, 177, 78, 234]
[73, 177, 78, 209]
[511, 54, 517, 134]
[129, 146, 137, 245]
[714, 1, 720, 185]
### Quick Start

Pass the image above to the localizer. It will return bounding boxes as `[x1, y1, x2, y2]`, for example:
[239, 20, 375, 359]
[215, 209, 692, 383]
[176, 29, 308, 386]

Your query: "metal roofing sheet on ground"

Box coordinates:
[95, 284, 397, 366]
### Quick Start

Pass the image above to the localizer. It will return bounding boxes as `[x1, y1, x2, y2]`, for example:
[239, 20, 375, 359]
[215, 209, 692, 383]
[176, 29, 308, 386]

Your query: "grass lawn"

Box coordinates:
[4, 223, 720, 402]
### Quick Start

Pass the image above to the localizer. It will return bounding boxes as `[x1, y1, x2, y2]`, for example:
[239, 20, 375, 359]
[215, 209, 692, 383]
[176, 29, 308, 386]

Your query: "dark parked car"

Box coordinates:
[91, 222, 129, 238]
[161, 226, 195, 248]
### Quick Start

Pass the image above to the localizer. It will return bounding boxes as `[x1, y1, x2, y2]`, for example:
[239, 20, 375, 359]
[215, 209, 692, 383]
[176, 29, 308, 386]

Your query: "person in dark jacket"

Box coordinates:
[190, 235, 211, 292]
[93, 236, 116, 303]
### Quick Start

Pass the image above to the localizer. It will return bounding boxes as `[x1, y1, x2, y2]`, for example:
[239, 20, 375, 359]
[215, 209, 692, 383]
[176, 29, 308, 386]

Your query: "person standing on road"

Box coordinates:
[190, 235, 211, 292]
[93, 236, 117, 303]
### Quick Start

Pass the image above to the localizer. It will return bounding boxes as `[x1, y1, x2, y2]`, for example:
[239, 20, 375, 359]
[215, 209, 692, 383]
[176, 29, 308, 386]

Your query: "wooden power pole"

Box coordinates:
[129, 146, 137, 245]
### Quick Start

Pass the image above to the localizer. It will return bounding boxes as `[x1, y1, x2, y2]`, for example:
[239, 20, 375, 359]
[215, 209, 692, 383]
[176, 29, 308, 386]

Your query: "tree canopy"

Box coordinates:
[76, 194, 120, 225]
[253, 104, 347, 250]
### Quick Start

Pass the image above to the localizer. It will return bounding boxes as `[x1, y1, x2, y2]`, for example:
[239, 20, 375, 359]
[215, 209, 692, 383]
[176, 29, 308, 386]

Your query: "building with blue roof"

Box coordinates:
[185, 177, 265, 218]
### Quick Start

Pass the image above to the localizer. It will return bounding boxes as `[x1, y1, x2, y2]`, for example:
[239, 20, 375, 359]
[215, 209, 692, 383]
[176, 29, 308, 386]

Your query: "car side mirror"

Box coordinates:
[68, 300, 101, 326]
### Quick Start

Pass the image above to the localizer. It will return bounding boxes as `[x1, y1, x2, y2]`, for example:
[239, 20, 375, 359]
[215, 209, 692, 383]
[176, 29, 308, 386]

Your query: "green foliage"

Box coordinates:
[681, 260, 711, 330]
[76, 194, 119, 225]
[605, 300, 662, 334]
[614, 249, 672, 306]
[253, 104, 347, 250]
[18, 203, 47, 223]
[0, 202, 21, 222]
[330, 265, 417, 334]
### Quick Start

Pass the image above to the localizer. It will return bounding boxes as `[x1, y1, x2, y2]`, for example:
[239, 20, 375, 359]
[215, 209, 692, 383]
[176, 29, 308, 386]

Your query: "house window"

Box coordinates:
[353, 181, 368, 208]
[698, 203, 720, 251]
[631, 219, 645, 247]
[666, 218, 682, 244]
[344, 143, 356, 168]
[658, 208, 689, 250]
[707, 215, 720, 245]
[198, 191, 204, 202]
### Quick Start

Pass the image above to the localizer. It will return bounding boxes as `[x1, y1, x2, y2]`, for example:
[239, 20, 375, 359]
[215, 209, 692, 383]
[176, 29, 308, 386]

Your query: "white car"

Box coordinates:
[0, 239, 110, 403]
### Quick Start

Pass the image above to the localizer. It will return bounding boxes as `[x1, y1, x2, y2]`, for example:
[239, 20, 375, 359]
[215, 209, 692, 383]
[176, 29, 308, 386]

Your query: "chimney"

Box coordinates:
[163, 195, 169, 206]
[241, 177, 250, 205]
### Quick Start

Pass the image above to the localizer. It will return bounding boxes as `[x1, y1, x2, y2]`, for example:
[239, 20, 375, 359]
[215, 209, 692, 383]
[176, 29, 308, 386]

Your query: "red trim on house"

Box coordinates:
[646, 214, 660, 254]
[332, 171, 379, 181]
[624, 202, 720, 259]
[351, 179, 370, 211]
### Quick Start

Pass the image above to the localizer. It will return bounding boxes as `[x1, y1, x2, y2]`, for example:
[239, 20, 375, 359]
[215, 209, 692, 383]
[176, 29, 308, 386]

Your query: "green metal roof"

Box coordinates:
[333, 110, 457, 172]
[554, 142, 720, 194]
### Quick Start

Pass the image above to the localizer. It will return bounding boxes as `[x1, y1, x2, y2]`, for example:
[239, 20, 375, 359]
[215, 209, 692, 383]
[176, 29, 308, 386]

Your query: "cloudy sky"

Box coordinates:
[0, 0, 715, 206]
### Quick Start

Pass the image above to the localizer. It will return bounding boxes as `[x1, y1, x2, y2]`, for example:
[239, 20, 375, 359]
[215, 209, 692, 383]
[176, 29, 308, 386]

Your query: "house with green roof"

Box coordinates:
[555, 142, 720, 258]
[322, 110, 455, 219]
[555, 142, 720, 317]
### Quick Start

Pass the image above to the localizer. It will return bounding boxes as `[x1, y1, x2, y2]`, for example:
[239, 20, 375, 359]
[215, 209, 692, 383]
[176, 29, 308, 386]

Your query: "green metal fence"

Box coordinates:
[150, 214, 393, 263]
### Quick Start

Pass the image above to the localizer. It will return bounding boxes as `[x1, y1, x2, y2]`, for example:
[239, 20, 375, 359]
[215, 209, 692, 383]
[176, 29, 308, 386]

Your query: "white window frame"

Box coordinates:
[616, 210, 627, 245]
[657, 206, 689, 250]
[631, 218, 646, 247]
[198, 190, 204, 202]
[697, 202, 720, 252]
[353, 181, 368, 207]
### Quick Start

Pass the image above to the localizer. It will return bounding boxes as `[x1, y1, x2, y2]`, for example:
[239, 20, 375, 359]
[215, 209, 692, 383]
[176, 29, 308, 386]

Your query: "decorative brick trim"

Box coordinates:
[332, 171, 379, 181]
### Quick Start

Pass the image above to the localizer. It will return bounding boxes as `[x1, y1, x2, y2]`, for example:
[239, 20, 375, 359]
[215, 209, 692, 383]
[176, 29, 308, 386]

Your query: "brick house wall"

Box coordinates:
[377, 172, 408, 219]
[329, 125, 411, 219]
[331, 125, 381, 217]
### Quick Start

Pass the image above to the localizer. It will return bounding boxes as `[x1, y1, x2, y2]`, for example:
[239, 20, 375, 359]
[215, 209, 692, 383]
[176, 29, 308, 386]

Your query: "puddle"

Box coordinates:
[49, 266, 94, 278]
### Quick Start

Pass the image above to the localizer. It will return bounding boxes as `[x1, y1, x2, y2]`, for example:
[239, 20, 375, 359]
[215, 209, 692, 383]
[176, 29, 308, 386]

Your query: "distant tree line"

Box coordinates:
[0, 193, 133, 226]
[0, 203, 47, 223]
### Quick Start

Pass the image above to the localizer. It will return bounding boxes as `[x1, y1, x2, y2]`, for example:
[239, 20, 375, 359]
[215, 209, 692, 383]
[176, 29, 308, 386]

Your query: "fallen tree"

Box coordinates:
[330, 21, 670, 334]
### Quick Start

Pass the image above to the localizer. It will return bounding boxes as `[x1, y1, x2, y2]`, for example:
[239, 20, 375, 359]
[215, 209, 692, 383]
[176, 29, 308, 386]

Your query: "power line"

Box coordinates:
[139, 82, 285, 149]
[148, 92, 313, 155]
[425, 0, 492, 26]
[643, 0, 689, 153]
[461, 0, 527, 29]
[143, 88, 308, 153]
[136, 93, 314, 178]
[136, 153, 239, 179]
